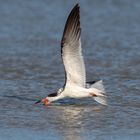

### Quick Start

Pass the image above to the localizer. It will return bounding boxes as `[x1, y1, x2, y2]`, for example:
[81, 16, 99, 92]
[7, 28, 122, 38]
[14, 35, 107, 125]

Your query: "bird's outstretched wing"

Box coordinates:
[61, 4, 86, 88]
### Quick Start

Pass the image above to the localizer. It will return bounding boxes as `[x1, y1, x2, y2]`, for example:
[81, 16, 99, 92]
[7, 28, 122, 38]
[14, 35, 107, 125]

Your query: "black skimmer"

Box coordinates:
[35, 4, 107, 106]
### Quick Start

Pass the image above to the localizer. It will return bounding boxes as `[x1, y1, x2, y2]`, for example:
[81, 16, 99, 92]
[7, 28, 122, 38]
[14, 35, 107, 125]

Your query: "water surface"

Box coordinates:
[0, 0, 140, 140]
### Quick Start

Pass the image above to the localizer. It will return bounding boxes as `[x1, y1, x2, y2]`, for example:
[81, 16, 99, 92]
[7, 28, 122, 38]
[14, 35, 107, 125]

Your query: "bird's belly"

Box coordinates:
[67, 93, 88, 98]
[63, 86, 90, 98]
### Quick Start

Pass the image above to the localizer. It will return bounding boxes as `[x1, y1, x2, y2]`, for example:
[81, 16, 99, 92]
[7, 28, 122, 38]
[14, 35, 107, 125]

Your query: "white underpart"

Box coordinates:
[61, 81, 107, 105]
[62, 82, 105, 98]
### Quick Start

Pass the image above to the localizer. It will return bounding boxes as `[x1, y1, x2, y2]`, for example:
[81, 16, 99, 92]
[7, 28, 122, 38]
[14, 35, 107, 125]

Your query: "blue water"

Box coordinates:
[0, 0, 140, 140]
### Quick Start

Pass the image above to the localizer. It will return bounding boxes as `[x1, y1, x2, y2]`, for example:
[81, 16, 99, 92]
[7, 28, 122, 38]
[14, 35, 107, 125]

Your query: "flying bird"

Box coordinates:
[35, 4, 107, 106]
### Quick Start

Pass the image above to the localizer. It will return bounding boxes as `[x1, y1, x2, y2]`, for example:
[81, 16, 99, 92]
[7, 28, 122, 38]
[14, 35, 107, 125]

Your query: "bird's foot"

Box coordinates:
[89, 93, 98, 97]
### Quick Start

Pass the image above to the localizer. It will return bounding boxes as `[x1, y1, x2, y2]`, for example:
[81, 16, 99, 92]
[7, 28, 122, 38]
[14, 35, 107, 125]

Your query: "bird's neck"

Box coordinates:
[48, 93, 65, 102]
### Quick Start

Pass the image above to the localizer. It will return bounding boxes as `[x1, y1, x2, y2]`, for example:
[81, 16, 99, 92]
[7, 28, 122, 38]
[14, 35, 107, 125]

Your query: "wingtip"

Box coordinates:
[73, 3, 80, 11]
[75, 3, 79, 7]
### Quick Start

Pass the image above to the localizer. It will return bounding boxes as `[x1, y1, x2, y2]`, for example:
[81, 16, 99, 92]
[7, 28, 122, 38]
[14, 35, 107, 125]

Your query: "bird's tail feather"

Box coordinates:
[89, 80, 107, 105]
[93, 96, 107, 106]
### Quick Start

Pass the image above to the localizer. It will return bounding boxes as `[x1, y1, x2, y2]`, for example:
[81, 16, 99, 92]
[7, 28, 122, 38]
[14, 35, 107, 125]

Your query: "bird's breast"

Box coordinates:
[62, 85, 89, 98]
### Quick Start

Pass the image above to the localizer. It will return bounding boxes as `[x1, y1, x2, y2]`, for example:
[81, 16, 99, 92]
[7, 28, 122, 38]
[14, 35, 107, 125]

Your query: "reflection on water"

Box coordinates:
[0, 0, 140, 140]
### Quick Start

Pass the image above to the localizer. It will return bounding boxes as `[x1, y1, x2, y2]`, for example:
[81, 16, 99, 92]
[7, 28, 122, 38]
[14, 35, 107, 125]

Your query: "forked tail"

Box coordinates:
[89, 80, 107, 105]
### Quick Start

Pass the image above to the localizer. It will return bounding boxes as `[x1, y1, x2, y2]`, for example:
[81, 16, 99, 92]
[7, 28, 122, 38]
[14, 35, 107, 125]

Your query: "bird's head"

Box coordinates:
[35, 92, 57, 106]
[34, 97, 50, 106]
[35, 88, 63, 106]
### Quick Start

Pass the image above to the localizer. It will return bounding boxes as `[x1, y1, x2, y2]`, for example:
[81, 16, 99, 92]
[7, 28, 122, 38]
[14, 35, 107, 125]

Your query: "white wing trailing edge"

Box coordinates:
[61, 4, 86, 88]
